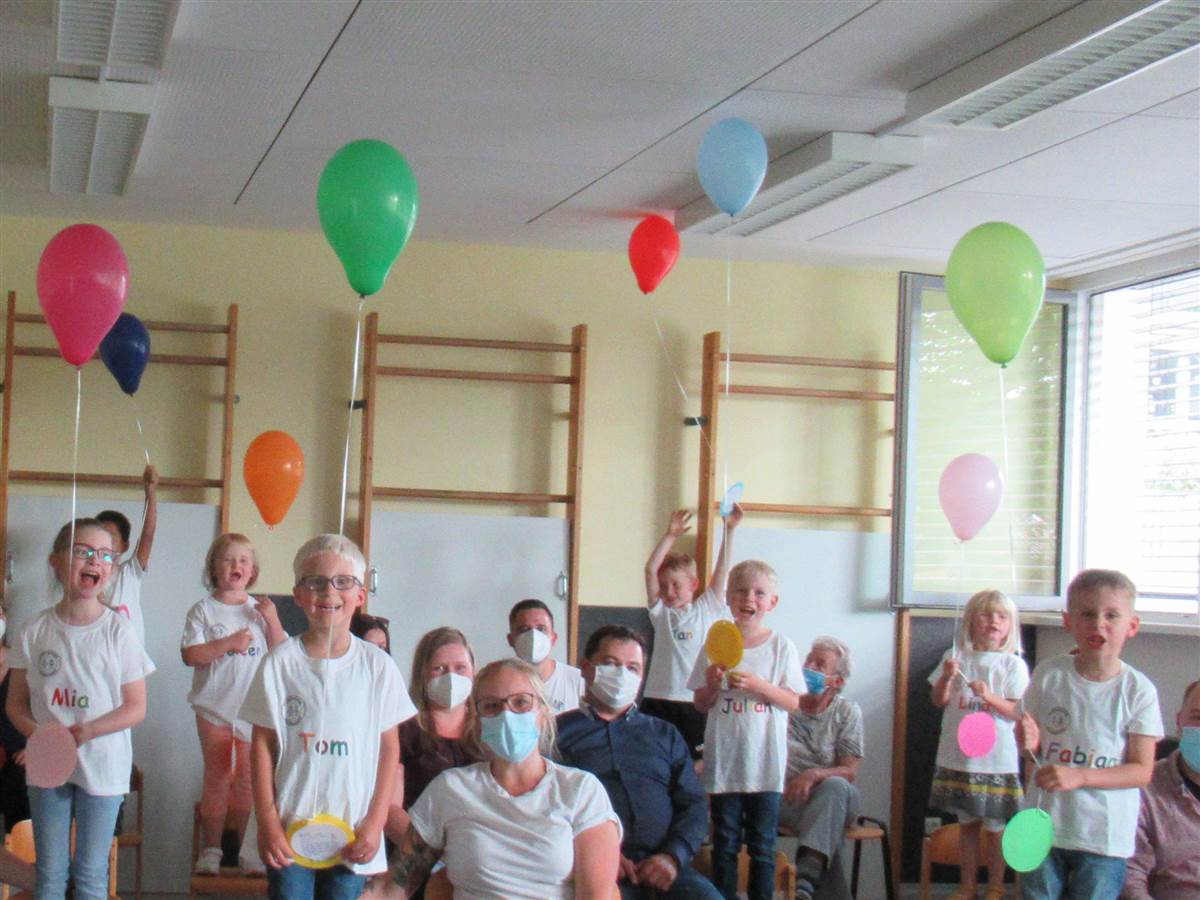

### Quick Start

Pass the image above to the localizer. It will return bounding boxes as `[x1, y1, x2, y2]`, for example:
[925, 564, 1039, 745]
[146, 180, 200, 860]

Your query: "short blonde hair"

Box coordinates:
[658, 552, 698, 581]
[1067, 569, 1136, 610]
[729, 559, 777, 592]
[203, 533, 259, 590]
[958, 589, 1022, 655]
[463, 659, 556, 760]
[292, 534, 366, 582]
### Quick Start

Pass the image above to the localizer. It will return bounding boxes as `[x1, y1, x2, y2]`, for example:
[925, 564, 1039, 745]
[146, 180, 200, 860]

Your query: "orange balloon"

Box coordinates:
[244, 431, 305, 525]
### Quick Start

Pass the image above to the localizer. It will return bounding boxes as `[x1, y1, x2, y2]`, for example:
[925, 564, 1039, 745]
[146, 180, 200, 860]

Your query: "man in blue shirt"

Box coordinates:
[557, 624, 720, 900]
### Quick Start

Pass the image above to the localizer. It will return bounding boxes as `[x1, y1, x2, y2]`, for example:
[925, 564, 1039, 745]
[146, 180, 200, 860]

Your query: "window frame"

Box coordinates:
[890, 271, 1082, 611]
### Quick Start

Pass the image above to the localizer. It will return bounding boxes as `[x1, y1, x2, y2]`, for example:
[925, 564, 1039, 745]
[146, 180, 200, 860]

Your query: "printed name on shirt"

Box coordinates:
[51, 686, 89, 708]
[673, 630, 694, 641]
[226, 645, 263, 658]
[1042, 741, 1119, 768]
[957, 694, 992, 715]
[721, 696, 769, 715]
[299, 732, 349, 756]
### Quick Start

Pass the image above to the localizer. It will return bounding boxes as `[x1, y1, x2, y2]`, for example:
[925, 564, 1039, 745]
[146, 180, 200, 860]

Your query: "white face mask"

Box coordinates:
[426, 672, 472, 709]
[513, 629, 552, 664]
[590, 664, 641, 709]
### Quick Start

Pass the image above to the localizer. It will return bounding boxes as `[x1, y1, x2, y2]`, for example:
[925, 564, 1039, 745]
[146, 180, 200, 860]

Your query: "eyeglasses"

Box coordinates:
[72, 544, 117, 565]
[296, 574, 362, 592]
[475, 692, 536, 718]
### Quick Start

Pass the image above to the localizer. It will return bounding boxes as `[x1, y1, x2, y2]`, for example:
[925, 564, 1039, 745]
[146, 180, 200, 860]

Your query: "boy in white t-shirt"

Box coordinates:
[96, 463, 157, 646]
[506, 599, 585, 713]
[1018, 569, 1163, 900]
[241, 535, 415, 900]
[688, 560, 804, 900]
[642, 504, 741, 759]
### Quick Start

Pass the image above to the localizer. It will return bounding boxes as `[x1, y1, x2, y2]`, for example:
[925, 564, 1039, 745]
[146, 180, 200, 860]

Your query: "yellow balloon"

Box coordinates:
[705, 620, 744, 669]
[286, 814, 356, 869]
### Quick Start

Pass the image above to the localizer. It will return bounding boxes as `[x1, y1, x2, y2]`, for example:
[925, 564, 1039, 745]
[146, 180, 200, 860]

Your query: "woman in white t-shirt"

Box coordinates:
[366, 659, 621, 900]
[182, 532, 286, 875]
[928, 589, 1029, 900]
[6, 518, 154, 899]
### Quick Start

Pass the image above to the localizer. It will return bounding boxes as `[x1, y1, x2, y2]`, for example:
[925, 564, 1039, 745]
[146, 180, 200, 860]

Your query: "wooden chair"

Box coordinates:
[692, 844, 796, 896]
[424, 867, 453, 900]
[117, 765, 145, 900]
[189, 803, 266, 898]
[846, 815, 895, 900]
[919, 822, 1001, 900]
[2, 818, 119, 900]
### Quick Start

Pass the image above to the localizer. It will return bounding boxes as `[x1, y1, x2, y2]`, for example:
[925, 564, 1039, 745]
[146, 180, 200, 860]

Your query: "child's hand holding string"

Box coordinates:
[343, 823, 382, 866]
[258, 821, 294, 870]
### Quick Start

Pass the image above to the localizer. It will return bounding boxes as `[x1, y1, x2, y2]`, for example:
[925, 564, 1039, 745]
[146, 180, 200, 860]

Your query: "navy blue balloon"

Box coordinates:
[99, 313, 150, 395]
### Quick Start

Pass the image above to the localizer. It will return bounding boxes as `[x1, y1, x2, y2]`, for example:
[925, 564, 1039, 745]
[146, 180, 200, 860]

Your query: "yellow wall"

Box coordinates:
[1, 214, 898, 602]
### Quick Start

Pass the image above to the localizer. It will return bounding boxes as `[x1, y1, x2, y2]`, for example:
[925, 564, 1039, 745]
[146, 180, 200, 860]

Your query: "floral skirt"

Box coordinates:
[929, 766, 1024, 821]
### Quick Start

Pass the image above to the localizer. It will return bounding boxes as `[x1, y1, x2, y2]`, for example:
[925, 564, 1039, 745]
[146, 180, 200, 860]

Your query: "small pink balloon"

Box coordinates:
[938, 453, 1003, 541]
[37, 224, 129, 366]
[958, 711, 997, 758]
[26, 723, 78, 788]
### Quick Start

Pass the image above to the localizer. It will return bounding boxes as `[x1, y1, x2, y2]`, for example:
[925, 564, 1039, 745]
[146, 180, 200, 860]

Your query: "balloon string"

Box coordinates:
[338, 297, 366, 536]
[130, 395, 151, 466]
[66, 368, 81, 606]
[999, 367, 1018, 590]
[312, 618, 335, 821]
[723, 252, 732, 518]
[953, 538, 966, 660]
[650, 311, 714, 456]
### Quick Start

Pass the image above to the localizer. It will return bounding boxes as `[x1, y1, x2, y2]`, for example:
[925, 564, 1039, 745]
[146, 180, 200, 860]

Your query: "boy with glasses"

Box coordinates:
[241, 535, 416, 900]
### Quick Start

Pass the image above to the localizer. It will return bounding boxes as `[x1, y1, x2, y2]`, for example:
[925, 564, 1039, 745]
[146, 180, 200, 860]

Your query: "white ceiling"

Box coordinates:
[1, 0, 1197, 273]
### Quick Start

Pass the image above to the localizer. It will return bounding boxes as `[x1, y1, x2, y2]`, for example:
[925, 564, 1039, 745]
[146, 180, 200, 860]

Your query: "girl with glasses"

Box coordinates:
[5, 518, 154, 898]
[367, 658, 621, 899]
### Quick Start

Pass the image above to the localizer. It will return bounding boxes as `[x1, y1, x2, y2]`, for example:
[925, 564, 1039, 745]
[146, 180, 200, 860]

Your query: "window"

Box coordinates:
[1084, 270, 1200, 614]
[892, 273, 1078, 609]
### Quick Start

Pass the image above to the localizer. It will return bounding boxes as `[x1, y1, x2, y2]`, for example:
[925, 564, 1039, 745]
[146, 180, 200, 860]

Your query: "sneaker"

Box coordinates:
[240, 855, 266, 876]
[194, 846, 223, 876]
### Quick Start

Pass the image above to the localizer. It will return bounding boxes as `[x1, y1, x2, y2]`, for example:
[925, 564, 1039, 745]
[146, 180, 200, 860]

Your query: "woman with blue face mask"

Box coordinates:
[366, 659, 621, 899]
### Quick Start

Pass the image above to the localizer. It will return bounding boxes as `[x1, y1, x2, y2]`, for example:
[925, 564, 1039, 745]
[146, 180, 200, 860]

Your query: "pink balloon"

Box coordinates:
[938, 453, 1003, 541]
[958, 711, 998, 758]
[26, 723, 78, 788]
[37, 224, 129, 366]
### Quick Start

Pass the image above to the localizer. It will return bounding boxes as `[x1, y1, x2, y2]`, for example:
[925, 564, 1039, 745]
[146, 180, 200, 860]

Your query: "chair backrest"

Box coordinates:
[8, 820, 35, 863]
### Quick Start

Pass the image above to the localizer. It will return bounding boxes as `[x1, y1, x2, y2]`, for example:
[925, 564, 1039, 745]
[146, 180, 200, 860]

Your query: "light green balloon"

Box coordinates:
[317, 139, 418, 297]
[945, 222, 1045, 366]
[1002, 808, 1054, 873]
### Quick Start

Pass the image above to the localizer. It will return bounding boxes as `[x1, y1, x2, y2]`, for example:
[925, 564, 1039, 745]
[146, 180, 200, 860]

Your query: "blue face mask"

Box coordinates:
[1181, 726, 1200, 773]
[480, 709, 540, 763]
[802, 668, 826, 694]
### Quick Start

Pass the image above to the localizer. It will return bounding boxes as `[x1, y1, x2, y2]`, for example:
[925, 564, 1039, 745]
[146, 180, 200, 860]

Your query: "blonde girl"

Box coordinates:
[181, 533, 285, 875]
[929, 589, 1029, 899]
[6, 518, 154, 898]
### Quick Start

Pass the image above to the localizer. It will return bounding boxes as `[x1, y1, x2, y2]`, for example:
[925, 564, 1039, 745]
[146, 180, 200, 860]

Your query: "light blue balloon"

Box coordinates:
[1181, 726, 1200, 772]
[720, 481, 744, 517]
[697, 118, 768, 216]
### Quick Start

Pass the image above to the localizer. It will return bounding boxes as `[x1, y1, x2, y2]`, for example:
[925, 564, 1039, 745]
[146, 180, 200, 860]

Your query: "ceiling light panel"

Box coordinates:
[914, 0, 1200, 130]
[48, 76, 154, 195]
[56, 0, 178, 74]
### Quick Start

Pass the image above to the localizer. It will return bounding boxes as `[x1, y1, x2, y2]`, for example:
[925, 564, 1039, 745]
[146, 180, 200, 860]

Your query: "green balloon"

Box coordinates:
[317, 139, 418, 297]
[945, 222, 1045, 366]
[1002, 808, 1054, 873]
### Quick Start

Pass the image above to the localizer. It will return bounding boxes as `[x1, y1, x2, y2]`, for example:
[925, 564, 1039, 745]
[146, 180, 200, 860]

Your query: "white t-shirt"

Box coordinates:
[239, 636, 416, 874]
[927, 648, 1029, 774]
[103, 557, 145, 647]
[543, 662, 585, 714]
[1022, 654, 1163, 857]
[645, 587, 729, 702]
[686, 630, 805, 794]
[409, 760, 621, 900]
[181, 596, 271, 741]
[12, 606, 155, 796]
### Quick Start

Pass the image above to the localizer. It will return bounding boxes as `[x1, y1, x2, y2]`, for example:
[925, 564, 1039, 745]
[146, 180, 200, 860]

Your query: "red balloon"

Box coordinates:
[628, 216, 680, 294]
[37, 224, 129, 366]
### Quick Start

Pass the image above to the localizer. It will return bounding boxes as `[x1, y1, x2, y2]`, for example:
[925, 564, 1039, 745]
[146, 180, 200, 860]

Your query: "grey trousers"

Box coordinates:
[777, 775, 862, 900]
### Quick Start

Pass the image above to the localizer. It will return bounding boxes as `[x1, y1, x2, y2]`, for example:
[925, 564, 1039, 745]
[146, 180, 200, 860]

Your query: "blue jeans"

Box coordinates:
[1020, 848, 1127, 900]
[267, 862, 367, 900]
[618, 860, 723, 899]
[28, 784, 123, 900]
[710, 791, 782, 900]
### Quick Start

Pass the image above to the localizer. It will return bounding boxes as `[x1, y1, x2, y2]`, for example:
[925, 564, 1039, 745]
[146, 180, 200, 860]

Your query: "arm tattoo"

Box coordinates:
[390, 831, 440, 890]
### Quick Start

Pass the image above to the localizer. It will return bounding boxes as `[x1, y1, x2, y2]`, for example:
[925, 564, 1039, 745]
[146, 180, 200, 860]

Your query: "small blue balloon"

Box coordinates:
[697, 118, 768, 216]
[720, 481, 744, 517]
[1182, 726, 1200, 772]
[99, 312, 150, 395]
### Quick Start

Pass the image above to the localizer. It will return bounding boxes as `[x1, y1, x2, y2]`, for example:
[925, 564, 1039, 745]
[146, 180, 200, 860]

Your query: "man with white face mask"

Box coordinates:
[557, 625, 720, 899]
[506, 599, 584, 713]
